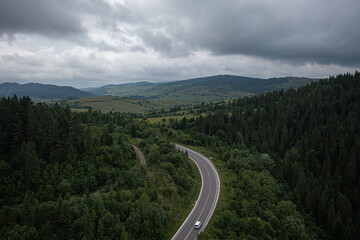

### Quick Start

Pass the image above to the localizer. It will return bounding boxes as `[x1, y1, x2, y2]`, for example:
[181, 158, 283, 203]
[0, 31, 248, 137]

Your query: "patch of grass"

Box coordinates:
[146, 114, 197, 124]
[129, 137, 143, 146]
[68, 96, 144, 113]
[145, 111, 208, 124]
[68, 96, 189, 113]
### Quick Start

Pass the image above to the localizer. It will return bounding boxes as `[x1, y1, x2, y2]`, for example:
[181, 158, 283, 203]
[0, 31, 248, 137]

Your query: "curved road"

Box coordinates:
[172, 144, 220, 240]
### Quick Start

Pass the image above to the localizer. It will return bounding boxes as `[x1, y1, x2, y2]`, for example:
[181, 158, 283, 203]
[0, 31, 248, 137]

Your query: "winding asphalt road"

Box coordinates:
[172, 144, 220, 240]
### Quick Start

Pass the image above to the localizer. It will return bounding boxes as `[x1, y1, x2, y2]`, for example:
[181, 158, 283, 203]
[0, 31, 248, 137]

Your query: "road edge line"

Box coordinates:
[201, 151, 221, 232]
[171, 144, 204, 240]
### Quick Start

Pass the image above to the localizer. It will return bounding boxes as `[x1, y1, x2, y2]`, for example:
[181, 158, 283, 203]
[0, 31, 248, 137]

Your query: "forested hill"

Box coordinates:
[0, 82, 94, 99]
[85, 75, 315, 103]
[177, 72, 360, 239]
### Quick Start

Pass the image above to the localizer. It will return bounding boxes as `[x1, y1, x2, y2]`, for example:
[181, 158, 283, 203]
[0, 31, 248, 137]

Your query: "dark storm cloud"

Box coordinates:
[0, 0, 85, 39]
[0, 0, 134, 43]
[149, 0, 360, 66]
[1, 0, 359, 68]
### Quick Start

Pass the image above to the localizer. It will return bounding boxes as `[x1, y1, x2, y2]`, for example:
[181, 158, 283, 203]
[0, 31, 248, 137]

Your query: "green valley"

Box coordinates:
[68, 96, 187, 113]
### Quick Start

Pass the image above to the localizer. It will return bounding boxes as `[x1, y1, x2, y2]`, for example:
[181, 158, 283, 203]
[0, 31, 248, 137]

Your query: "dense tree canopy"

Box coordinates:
[173, 72, 360, 239]
[0, 97, 195, 239]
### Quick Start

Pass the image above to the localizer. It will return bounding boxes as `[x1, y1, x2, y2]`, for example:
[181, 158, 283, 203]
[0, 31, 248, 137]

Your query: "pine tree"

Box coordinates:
[22, 142, 40, 189]
[85, 124, 94, 154]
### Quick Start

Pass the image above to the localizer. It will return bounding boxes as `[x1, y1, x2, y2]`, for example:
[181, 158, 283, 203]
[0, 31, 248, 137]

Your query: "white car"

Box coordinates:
[194, 220, 202, 229]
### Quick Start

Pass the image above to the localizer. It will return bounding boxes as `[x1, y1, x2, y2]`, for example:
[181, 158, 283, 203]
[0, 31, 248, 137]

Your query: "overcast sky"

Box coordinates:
[0, 0, 359, 88]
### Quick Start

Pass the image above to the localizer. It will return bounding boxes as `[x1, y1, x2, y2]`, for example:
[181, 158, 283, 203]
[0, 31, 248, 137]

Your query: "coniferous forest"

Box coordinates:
[171, 72, 360, 239]
[0, 97, 196, 239]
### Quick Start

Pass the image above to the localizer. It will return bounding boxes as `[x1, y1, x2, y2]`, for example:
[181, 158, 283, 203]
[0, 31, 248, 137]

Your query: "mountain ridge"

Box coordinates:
[85, 75, 317, 103]
[0, 82, 94, 100]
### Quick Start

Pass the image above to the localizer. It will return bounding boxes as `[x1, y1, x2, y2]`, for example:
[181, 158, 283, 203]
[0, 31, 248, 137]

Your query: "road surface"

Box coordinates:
[132, 145, 145, 165]
[172, 144, 220, 240]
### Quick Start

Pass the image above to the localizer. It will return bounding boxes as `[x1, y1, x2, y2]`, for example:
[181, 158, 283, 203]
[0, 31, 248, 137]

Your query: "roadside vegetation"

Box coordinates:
[169, 133, 324, 239]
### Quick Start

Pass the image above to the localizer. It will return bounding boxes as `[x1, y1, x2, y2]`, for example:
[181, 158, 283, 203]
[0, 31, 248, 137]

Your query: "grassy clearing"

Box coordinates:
[69, 96, 145, 113]
[145, 114, 196, 124]
[145, 111, 208, 124]
[129, 137, 143, 146]
[67, 96, 187, 113]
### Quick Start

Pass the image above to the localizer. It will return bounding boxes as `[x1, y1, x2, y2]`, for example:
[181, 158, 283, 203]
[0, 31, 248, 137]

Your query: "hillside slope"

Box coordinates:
[84, 81, 156, 97]
[0, 82, 94, 99]
[86, 75, 316, 103]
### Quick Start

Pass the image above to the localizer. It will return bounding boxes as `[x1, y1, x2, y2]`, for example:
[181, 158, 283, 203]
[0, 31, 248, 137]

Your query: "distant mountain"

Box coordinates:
[84, 81, 155, 97]
[0, 82, 94, 100]
[85, 75, 317, 103]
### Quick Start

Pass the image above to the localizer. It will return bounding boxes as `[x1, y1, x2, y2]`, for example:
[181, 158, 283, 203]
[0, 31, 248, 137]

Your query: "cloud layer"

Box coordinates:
[0, 0, 359, 87]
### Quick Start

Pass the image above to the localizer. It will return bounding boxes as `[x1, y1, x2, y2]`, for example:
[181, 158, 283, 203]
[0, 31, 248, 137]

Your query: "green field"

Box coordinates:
[68, 96, 186, 113]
